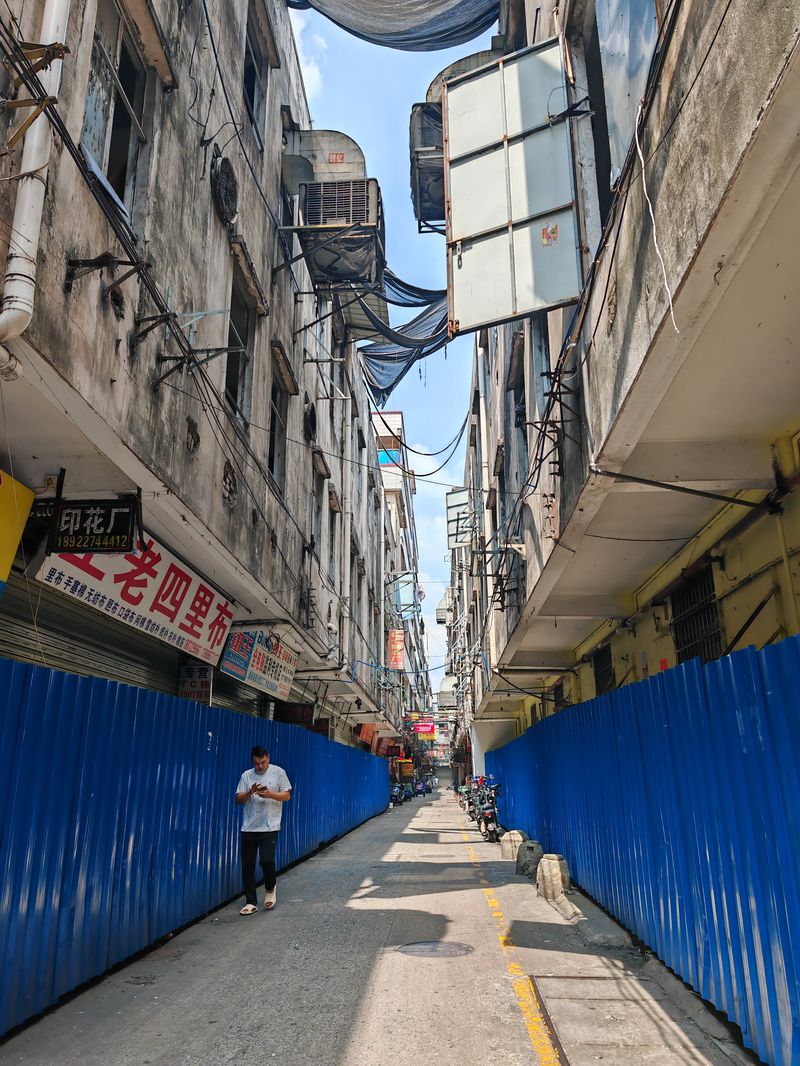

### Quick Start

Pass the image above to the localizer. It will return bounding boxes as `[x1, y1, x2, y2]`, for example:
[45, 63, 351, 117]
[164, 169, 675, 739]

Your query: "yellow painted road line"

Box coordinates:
[462, 828, 566, 1065]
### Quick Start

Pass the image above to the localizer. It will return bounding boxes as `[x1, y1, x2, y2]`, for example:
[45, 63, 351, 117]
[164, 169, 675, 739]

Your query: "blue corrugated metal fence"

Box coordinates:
[0, 656, 388, 1035]
[486, 636, 800, 1066]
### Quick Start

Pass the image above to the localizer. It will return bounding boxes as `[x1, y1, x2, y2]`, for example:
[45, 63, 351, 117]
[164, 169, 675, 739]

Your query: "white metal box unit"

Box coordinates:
[443, 40, 582, 334]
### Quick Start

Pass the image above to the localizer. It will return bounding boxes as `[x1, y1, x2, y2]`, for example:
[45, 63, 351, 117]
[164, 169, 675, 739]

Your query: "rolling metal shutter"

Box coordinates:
[0, 569, 181, 693]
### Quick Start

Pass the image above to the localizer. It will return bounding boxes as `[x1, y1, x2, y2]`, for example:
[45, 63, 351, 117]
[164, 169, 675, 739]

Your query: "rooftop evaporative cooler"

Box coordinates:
[296, 178, 386, 289]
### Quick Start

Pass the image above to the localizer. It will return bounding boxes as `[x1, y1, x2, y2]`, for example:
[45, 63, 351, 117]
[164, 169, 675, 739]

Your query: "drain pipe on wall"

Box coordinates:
[339, 370, 353, 675]
[0, 0, 72, 375]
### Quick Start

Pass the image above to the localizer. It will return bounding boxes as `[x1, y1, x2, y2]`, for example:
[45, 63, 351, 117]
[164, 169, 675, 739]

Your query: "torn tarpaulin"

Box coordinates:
[381, 268, 446, 308]
[287, 0, 499, 51]
[358, 297, 449, 406]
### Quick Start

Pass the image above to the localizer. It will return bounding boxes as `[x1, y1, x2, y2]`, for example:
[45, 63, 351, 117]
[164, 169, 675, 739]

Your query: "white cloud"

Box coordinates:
[289, 10, 327, 103]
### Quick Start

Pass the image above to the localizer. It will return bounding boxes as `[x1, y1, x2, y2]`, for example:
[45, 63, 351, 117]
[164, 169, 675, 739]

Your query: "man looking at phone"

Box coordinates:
[235, 746, 292, 915]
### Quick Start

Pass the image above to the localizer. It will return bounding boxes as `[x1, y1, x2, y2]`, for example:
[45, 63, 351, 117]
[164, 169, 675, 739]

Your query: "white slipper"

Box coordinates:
[240, 903, 258, 915]
[263, 889, 276, 911]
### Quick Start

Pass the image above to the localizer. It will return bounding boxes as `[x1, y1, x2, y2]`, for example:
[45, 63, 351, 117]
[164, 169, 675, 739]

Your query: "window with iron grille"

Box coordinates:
[592, 643, 615, 695]
[671, 563, 723, 664]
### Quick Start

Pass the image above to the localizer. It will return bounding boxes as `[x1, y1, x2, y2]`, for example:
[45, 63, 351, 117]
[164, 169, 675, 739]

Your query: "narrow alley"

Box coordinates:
[2, 793, 755, 1066]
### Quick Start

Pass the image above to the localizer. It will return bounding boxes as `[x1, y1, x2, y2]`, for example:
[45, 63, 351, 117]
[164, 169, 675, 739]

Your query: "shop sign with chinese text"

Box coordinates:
[218, 628, 298, 699]
[178, 661, 213, 704]
[413, 721, 435, 735]
[36, 535, 234, 664]
[46, 497, 139, 554]
[388, 629, 404, 670]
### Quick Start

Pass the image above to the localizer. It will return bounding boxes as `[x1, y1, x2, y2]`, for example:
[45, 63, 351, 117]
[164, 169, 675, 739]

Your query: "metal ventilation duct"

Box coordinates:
[409, 102, 444, 225]
[282, 130, 367, 194]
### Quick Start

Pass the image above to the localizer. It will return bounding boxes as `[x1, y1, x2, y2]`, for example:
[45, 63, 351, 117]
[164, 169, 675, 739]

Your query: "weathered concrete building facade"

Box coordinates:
[373, 410, 433, 723]
[0, 0, 426, 741]
[438, 0, 800, 769]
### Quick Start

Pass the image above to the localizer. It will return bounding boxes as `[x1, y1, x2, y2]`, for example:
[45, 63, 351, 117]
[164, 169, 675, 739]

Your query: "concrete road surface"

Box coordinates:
[0, 792, 757, 1066]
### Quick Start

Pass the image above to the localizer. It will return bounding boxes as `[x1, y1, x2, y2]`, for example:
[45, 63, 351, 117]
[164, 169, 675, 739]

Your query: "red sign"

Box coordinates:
[388, 629, 404, 670]
[37, 534, 234, 664]
[328, 151, 345, 164]
[414, 722, 435, 735]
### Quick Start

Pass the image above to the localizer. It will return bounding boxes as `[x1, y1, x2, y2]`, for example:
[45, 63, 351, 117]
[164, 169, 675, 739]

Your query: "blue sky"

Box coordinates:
[289, 11, 495, 680]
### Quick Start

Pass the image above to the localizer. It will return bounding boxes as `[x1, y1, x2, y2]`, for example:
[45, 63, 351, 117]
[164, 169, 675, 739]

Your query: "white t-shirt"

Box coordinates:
[236, 764, 292, 832]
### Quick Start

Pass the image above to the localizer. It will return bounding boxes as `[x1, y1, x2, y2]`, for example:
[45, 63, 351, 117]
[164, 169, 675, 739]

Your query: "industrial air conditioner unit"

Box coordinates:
[296, 178, 386, 289]
[409, 102, 444, 229]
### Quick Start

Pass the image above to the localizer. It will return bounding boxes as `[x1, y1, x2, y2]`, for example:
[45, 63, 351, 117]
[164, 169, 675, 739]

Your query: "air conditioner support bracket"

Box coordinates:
[589, 465, 778, 511]
[273, 221, 362, 277]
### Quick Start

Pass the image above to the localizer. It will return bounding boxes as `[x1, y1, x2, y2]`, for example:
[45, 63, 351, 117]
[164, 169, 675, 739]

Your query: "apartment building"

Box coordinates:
[0, 0, 414, 742]
[429, 0, 800, 769]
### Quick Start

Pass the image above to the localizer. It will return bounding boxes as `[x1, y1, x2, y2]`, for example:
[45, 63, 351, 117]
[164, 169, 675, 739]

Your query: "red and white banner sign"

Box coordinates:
[388, 629, 404, 670]
[37, 535, 234, 665]
[413, 722, 435, 735]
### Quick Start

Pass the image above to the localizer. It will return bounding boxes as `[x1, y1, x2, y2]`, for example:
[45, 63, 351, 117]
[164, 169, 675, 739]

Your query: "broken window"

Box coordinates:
[81, 0, 147, 214]
[225, 274, 254, 422]
[243, 1, 269, 148]
[268, 350, 289, 492]
[506, 331, 528, 485]
[311, 470, 325, 553]
[328, 507, 338, 582]
[592, 643, 615, 695]
[531, 313, 550, 418]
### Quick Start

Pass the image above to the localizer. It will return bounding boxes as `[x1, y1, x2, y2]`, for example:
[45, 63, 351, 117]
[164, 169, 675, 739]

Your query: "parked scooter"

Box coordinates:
[477, 783, 502, 843]
[390, 782, 404, 806]
[466, 783, 480, 822]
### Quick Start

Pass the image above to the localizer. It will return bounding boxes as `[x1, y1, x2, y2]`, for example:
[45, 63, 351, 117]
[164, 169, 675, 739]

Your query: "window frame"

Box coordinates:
[81, 0, 149, 216]
[267, 352, 290, 494]
[225, 272, 255, 425]
[242, 2, 269, 150]
[327, 507, 338, 584]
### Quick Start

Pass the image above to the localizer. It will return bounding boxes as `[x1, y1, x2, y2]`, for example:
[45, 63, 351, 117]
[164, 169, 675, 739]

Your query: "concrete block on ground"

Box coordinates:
[515, 839, 544, 878]
[500, 829, 529, 861]
[536, 853, 570, 900]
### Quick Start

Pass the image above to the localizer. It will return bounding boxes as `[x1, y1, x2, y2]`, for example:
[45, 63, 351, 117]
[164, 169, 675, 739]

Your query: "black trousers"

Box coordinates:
[241, 831, 279, 905]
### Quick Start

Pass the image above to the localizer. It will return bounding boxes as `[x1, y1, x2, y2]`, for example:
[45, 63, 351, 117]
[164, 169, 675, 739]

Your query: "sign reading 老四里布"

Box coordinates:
[218, 628, 298, 699]
[36, 535, 234, 664]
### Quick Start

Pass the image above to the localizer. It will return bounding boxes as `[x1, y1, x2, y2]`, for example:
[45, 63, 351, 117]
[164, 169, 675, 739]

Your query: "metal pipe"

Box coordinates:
[340, 362, 353, 674]
[478, 343, 497, 664]
[590, 465, 765, 510]
[776, 513, 800, 636]
[379, 479, 386, 672]
[0, 0, 72, 342]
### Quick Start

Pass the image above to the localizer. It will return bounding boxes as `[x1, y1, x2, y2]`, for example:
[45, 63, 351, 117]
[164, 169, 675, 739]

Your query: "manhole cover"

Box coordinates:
[397, 941, 474, 958]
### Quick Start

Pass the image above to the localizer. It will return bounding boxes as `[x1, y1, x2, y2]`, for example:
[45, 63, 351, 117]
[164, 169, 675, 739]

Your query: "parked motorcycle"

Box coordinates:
[390, 782, 404, 806]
